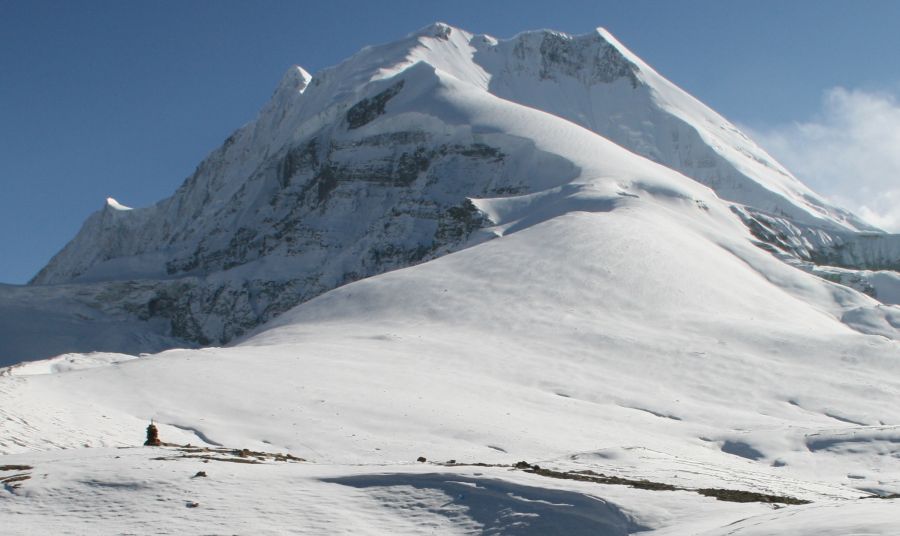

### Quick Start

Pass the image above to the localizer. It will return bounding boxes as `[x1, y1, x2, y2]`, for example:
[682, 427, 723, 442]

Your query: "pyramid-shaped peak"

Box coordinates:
[504, 26, 619, 44]
[593, 27, 654, 72]
[276, 65, 312, 95]
[502, 26, 644, 66]
[486, 26, 642, 87]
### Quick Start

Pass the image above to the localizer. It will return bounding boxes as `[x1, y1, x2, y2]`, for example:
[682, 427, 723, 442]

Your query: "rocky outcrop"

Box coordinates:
[732, 206, 900, 271]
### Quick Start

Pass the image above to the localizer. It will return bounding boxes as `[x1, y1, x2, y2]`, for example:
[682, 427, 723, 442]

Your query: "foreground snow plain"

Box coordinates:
[3, 23, 900, 534]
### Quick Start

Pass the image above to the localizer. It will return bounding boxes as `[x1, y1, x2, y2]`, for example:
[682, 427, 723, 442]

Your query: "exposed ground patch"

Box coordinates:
[1, 464, 32, 493]
[149, 445, 305, 465]
[438, 460, 811, 505]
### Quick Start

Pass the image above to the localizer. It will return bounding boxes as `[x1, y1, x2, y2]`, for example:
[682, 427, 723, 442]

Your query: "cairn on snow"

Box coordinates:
[144, 422, 161, 446]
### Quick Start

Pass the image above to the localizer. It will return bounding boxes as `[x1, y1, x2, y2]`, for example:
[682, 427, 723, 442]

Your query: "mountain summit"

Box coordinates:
[5, 23, 899, 362]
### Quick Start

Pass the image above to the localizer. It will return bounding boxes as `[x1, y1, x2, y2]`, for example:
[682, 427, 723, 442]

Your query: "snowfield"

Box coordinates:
[3, 22, 900, 534]
[3, 203, 899, 532]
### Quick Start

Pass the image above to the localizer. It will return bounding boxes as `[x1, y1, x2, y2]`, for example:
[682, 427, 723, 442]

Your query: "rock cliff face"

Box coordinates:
[12, 23, 898, 361]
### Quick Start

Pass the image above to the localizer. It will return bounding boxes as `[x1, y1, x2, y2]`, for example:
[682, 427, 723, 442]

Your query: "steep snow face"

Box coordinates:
[19, 23, 898, 358]
[32, 199, 160, 285]
[468, 28, 874, 232]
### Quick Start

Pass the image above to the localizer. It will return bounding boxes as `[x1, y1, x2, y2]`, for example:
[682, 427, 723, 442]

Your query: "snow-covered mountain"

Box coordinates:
[5, 23, 895, 364]
[3, 23, 900, 534]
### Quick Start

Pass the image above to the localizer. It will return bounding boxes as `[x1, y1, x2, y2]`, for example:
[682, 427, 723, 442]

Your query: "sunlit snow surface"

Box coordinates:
[3, 206, 899, 533]
[3, 23, 900, 534]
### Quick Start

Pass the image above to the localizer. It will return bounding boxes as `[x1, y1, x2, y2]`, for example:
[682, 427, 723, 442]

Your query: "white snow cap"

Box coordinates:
[105, 197, 132, 211]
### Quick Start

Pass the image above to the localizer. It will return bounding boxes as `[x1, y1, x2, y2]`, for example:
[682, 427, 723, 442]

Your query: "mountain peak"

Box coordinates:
[593, 27, 650, 70]
[274, 65, 311, 96]
[411, 21, 455, 40]
[479, 26, 641, 89]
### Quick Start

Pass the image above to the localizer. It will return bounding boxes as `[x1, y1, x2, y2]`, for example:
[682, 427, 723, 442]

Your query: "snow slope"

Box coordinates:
[3, 200, 899, 532]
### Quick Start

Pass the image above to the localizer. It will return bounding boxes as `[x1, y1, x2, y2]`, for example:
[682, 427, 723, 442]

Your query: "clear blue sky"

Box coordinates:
[2, 0, 899, 283]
